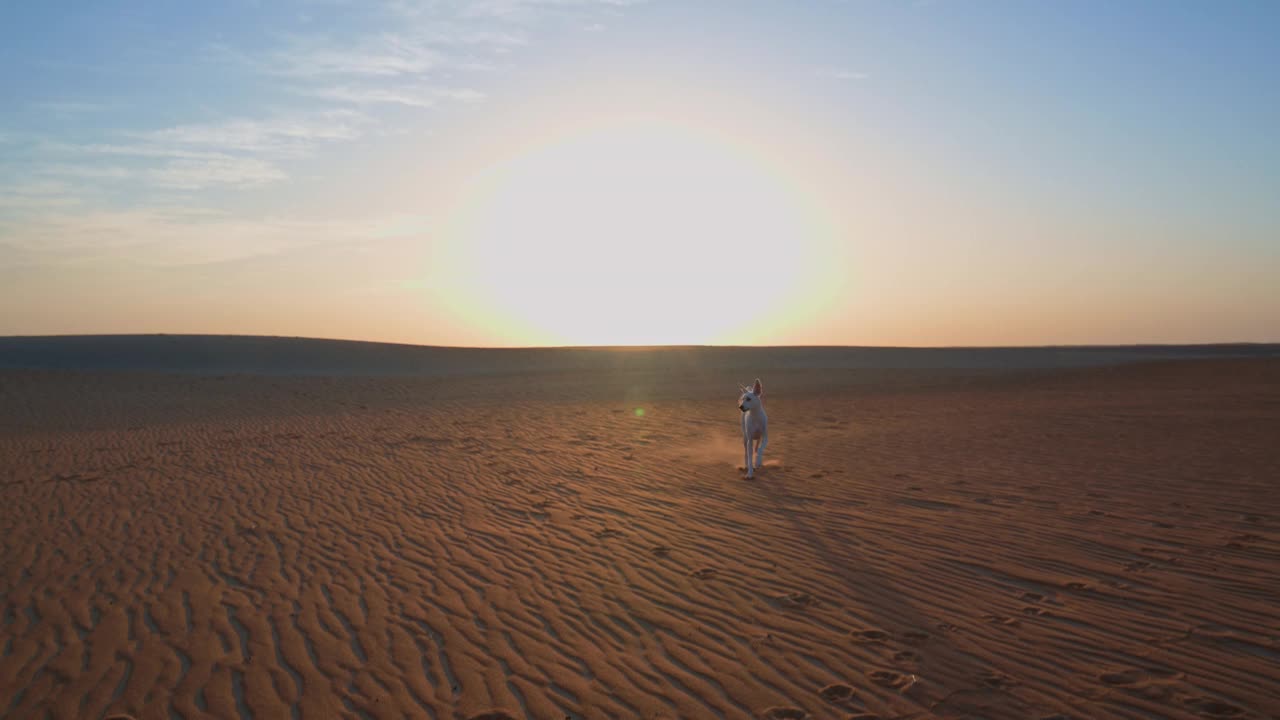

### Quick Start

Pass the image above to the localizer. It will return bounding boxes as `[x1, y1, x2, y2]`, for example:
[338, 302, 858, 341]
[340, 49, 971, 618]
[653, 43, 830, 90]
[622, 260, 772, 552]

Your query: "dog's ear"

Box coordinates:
[752, 378, 763, 396]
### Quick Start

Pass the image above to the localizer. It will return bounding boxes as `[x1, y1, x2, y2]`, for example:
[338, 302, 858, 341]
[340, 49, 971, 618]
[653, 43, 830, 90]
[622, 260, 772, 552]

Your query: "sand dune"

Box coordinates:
[2, 344, 1278, 719]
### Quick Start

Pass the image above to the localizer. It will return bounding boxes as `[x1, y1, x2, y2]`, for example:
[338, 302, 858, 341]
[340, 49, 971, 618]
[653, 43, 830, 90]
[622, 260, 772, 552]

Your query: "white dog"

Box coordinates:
[738, 378, 768, 478]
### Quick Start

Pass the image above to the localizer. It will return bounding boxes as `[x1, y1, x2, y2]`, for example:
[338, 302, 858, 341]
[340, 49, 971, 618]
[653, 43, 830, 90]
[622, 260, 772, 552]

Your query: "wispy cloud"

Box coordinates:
[303, 84, 485, 108]
[456, 0, 646, 22]
[15, 115, 354, 192]
[268, 34, 443, 78]
[1, 206, 433, 270]
[28, 100, 112, 114]
[144, 111, 368, 154]
[815, 68, 869, 81]
[0, 180, 83, 212]
[148, 156, 288, 190]
[1, 0, 652, 262]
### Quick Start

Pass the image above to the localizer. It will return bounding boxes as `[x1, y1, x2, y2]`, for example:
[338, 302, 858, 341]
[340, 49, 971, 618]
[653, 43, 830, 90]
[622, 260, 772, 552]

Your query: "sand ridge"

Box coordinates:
[2, 357, 1279, 719]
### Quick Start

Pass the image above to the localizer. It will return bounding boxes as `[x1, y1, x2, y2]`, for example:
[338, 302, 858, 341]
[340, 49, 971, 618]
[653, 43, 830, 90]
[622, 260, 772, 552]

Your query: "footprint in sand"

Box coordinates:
[902, 629, 932, 643]
[980, 671, 1019, 690]
[982, 614, 1021, 627]
[818, 683, 857, 703]
[651, 545, 672, 557]
[850, 629, 888, 642]
[1183, 697, 1244, 717]
[593, 528, 624, 539]
[773, 591, 818, 609]
[1021, 606, 1046, 616]
[893, 649, 919, 663]
[1098, 667, 1184, 698]
[1064, 581, 1091, 591]
[1100, 669, 1146, 686]
[760, 707, 808, 719]
[689, 568, 719, 580]
[866, 669, 909, 689]
[1020, 591, 1044, 602]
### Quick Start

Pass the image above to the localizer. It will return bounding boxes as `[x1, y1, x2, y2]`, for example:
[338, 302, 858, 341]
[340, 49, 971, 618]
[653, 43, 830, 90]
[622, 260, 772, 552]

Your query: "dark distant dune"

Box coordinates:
[0, 334, 1276, 376]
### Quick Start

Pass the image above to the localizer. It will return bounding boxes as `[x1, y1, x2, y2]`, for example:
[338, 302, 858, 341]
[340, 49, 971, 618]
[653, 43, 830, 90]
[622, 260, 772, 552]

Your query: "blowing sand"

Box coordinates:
[2, 349, 1278, 719]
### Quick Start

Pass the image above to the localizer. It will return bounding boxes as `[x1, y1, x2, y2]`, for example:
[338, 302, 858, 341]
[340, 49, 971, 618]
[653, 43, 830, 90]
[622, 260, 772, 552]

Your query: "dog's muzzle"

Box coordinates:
[739, 405, 746, 412]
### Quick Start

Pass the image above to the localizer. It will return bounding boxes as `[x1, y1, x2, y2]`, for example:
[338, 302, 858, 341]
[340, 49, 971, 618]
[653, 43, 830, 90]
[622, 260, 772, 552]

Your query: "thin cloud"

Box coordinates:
[459, 0, 646, 22]
[269, 34, 443, 78]
[0, 180, 83, 211]
[2, 207, 428, 270]
[143, 112, 367, 154]
[304, 84, 485, 108]
[815, 68, 869, 81]
[29, 100, 112, 114]
[147, 156, 287, 190]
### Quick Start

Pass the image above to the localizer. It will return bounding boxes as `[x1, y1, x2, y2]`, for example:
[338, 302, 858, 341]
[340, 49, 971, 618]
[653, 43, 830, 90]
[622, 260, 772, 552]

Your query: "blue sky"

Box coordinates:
[2, 1, 1277, 345]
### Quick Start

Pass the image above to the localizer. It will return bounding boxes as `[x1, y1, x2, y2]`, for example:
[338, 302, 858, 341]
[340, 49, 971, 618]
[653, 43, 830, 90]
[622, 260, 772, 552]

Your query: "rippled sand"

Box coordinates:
[2, 354, 1278, 719]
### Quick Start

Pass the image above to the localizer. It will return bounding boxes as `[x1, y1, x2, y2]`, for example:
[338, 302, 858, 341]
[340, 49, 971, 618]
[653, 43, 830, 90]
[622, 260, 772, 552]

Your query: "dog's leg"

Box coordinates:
[756, 431, 768, 469]
[743, 436, 754, 478]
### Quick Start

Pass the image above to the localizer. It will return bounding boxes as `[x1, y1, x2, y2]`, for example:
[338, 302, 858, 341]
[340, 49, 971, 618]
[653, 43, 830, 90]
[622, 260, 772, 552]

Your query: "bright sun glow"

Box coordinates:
[449, 119, 828, 345]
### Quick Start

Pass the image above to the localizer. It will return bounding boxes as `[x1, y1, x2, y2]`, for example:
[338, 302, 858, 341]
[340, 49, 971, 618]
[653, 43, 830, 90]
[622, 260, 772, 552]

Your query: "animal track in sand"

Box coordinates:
[592, 528, 624, 540]
[1098, 667, 1183, 691]
[893, 649, 919, 662]
[818, 683, 857, 703]
[866, 669, 910, 689]
[1182, 696, 1244, 717]
[982, 614, 1021, 627]
[772, 591, 818, 610]
[902, 629, 931, 642]
[1021, 606, 1046, 616]
[761, 706, 808, 719]
[980, 671, 1019, 690]
[689, 568, 719, 580]
[850, 628, 888, 642]
[650, 545, 671, 557]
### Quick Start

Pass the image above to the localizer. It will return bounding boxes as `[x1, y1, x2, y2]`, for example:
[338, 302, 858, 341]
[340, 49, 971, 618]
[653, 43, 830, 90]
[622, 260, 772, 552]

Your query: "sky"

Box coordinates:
[1, 1, 1277, 347]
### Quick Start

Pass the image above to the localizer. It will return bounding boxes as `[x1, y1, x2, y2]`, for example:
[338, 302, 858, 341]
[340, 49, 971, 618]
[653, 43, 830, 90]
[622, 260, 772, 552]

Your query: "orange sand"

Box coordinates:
[2, 357, 1278, 719]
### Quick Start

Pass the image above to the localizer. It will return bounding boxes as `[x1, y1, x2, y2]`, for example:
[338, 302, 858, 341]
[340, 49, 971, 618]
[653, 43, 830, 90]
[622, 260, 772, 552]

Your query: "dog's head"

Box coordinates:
[738, 378, 764, 412]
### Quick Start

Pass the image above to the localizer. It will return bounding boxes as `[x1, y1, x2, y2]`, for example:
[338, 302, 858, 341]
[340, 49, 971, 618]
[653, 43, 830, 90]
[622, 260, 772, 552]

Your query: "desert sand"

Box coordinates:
[2, 339, 1278, 719]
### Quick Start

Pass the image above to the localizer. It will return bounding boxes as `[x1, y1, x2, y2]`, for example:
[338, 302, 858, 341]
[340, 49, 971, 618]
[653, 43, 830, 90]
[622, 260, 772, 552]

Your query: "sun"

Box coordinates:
[448, 118, 825, 346]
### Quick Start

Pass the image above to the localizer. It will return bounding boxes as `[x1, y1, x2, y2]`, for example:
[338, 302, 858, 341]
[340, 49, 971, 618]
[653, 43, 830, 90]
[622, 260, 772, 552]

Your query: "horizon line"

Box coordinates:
[3, 332, 1278, 353]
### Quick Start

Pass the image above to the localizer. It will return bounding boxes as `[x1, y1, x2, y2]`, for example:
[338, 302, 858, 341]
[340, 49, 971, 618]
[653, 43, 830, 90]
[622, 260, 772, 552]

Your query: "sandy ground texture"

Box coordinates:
[2, 353, 1279, 720]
